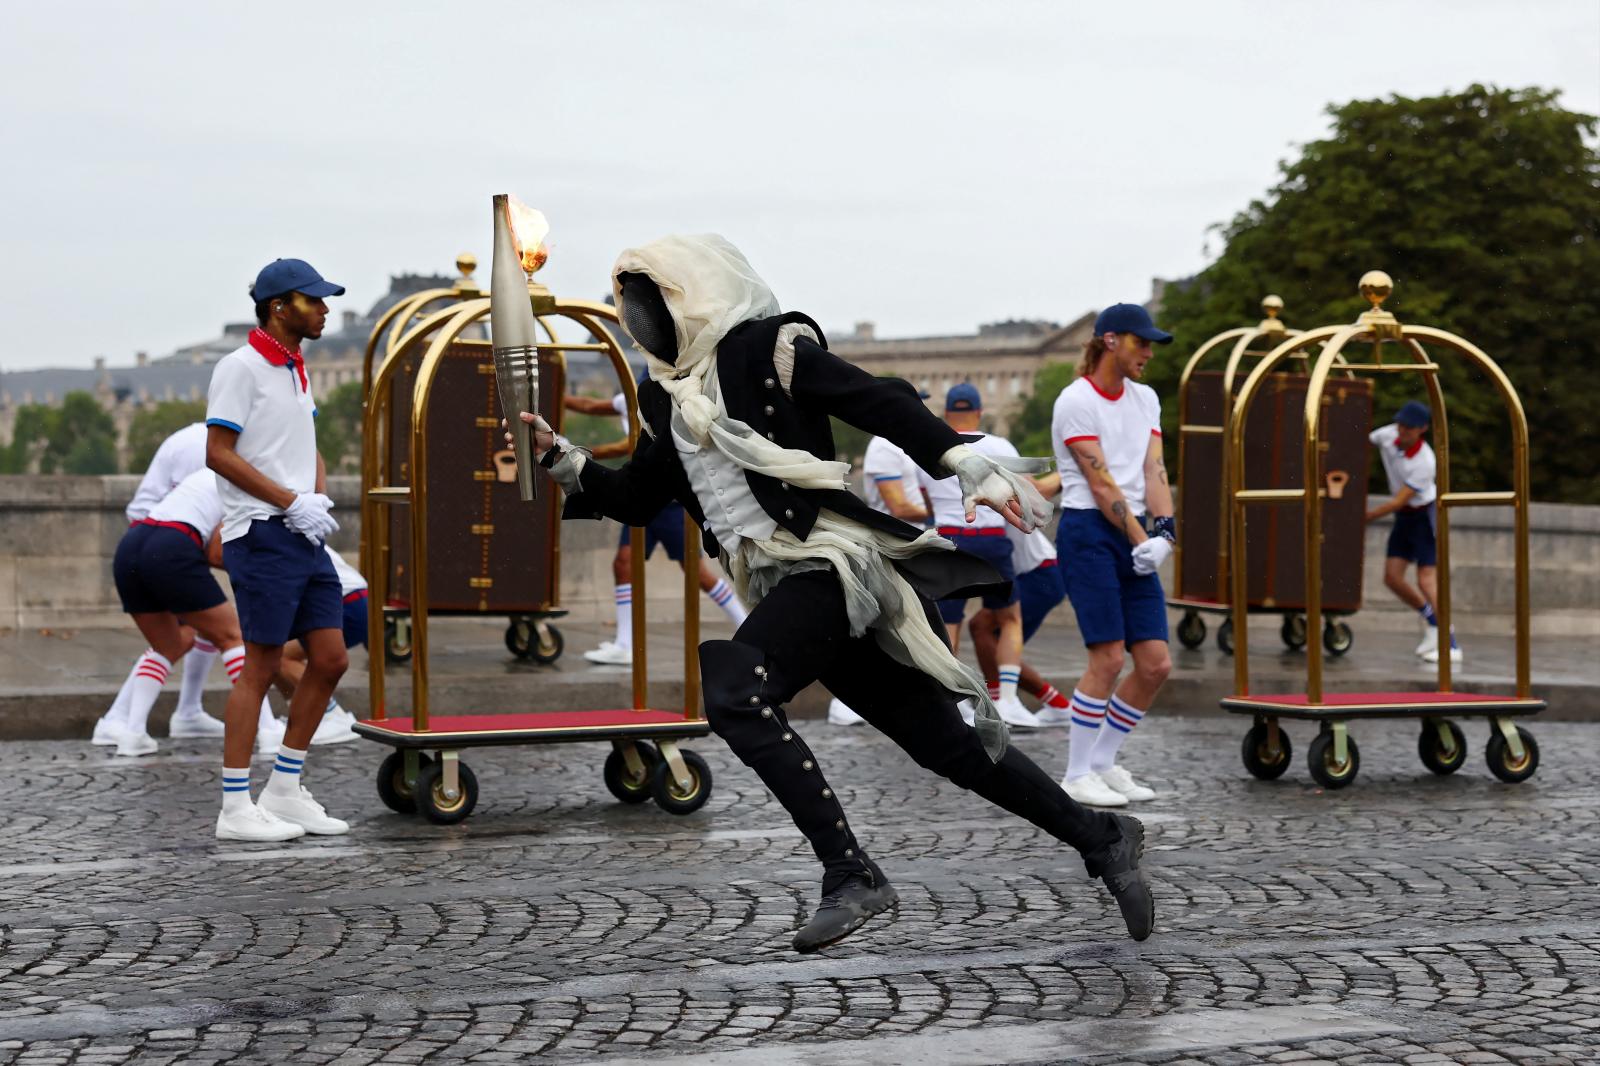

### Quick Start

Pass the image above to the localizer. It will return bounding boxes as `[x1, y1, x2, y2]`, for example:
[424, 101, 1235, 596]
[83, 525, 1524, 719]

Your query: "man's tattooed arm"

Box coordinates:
[1070, 439, 1147, 544]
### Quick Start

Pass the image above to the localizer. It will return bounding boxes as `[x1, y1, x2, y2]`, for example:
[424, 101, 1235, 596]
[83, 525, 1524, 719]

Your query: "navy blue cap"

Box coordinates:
[1094, 303, 1173, 344]
[946, 382, 982, 411]
[1396, 401, 1432, 428]
[251, 259, 345, 304]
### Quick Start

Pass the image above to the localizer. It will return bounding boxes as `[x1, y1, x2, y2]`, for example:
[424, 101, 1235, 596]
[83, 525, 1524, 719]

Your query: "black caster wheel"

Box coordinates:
[650, 750, 713, 815]
[1308, 728, 1360, 789]
[1241, 721, 1293, 780]
[1177, 611, 1206, 650]
[506, 618, 564, 664]
[384, 617, 412, 665]
[415, 759, 479, 825]
[375, 751, 433, 814]
[1281, 614, 1309, 651]
[1217, 618, 1234, 656]
[603, 743, 661, 804]
[1322, 619, 1354, 657]
[1418, 720, 1467, 775]
[1485, 725, 1539, 783]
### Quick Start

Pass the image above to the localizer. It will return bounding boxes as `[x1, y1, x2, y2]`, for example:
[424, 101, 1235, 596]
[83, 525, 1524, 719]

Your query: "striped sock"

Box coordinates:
[1420, 603, 1438, 627]
[221, 765, 252, 813]
[987, 682, 1001, 701]
[1065, 689, 1107, 780]
[221, 645, 246, 685]
[613, 583, 633, 649]
[174, 639, 218, 717]
[708, 579, 748, 627]
[997, 664, 1021, 703]
[104, 660, 140, 729]
[1038, 684, 1070, 710]
[123, 650, 172, 737]
[265, 743, 307, 798]
[1091, 695, 1147, 772]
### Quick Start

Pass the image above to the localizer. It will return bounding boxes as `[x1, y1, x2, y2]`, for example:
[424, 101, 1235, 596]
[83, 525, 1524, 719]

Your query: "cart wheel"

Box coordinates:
[650, 750, 713, 815]
[1217, 618, 1234, 656]
[1241, 722, 1293, 780]
[415, 759, 479, 824]
[384, 617, 412, 665]
[375, 751, 433, 814]
[1176, 612, 1206, 650]
[1307, 728, 1360, 789]
[1485, 726, 1539, 784]
[1418, 720, 1467, 775]
[603, 743, 661, 804]
[505, 618, 564, 664]
[1280, 615, 1309, 651]
[1322, 619, 1354, 657]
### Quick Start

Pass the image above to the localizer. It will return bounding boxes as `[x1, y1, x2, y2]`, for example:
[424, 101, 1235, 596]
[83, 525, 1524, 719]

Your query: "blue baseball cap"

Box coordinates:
[1396, 401, 1432, 428]
[251, 259, 345, 304]
[1094, 303, 1173, 344]
[946, 382, 982, 411]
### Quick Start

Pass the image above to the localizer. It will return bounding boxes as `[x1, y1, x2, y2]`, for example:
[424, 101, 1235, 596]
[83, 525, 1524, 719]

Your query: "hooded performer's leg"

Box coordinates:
[700, 570, 896, 953]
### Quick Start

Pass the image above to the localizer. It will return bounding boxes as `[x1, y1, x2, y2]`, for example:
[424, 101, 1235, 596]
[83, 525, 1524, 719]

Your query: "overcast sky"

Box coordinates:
[2, 0, 1596, 371]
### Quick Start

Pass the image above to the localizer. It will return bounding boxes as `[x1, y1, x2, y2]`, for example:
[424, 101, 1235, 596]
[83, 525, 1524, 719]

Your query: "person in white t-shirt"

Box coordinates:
[1049, 304, 1176, 809]
[125, 423, 207, 524]
[1366, 400, 1458, 663]
[966, 525, 1076, 725]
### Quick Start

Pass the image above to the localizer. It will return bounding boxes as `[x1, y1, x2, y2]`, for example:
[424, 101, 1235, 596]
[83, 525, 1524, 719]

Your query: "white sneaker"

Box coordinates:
[216, 802, 306, 842]
[259, 784, 350, 835]
[583, 640, 633, 666]
[1032, 704, 1075, 728]
[169, 710, 227, 738]
[256, 715, 287, 755]
[115, 732, 158, 757]
[956, 699, 976, 726]
[1422, 642, 1463, 664]
[1099, 764, 1157, 801]
[827, 698, 866, 726]
[1062, 771, 1130, 807]
[1415, 627, 1439, 658]
[91, 716, 126, 746]
[995, 696, 1040, 730]
[310, 706, 360, 745]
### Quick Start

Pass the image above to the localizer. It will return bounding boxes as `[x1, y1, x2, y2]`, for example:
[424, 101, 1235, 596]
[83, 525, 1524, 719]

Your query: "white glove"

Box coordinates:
[941, 444, 1055, 532]
[284, 492, 338, 543]
[1130, 536, 1172, 577]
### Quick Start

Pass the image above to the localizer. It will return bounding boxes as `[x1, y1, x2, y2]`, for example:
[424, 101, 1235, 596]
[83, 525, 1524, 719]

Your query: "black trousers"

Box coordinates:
[700, 569, 1119, 895]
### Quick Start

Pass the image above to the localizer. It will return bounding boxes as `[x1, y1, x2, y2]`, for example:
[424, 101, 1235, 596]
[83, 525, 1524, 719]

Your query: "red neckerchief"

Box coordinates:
[1400, 436, 1424, 459]
[248, 328, 308, 392]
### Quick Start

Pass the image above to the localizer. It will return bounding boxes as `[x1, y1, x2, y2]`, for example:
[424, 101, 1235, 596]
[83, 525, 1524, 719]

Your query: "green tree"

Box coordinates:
[5, 393, 120, 474]
[127, 400, 205, 471]
[1154, 85, 1600, 502]
[1010, 361, 1078, 460]
[315, 380, 367, 473]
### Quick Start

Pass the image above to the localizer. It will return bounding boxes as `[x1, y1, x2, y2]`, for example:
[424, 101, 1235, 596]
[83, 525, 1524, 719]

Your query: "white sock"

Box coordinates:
[613, 583, 633, 648]
[221, 644, 246, 687]
[123, 650, 173, 737]
[174, 639, 218, 718]
[104, 659, 141, 727]
[221, 765, 252, 813]
[1090, 694, 1147, 772]
[1065, 689, 1107, 781]
[708, 579, 748, 628]
[997, 664, 1021, 703]
[266, 743, 307, 797]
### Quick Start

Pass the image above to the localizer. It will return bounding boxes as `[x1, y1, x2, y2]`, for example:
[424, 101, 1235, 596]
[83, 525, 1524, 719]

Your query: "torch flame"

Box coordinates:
[502, 195, 551, 275]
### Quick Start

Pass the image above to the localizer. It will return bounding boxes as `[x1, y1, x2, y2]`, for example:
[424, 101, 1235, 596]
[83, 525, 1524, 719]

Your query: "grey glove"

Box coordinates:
[940, 444, 1055, 532]
[284, 492, 338, 543]
[505, 414, 586, 492]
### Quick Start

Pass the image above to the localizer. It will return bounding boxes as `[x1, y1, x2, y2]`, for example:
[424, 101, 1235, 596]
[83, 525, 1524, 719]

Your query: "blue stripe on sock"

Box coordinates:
[1105, 719, 1133, 733]
[1072, 692, 1108, 708]
[274, 754, 304, 766]
[1070, 716, 1102, 729]
[222, 784, 251, 792]
[273, 762, 302, 774]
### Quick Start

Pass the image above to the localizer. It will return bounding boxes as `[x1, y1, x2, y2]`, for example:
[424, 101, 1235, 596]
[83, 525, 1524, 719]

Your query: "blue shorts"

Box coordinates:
[1387, 505, 1437, 567]
[1018, 561, 1067, 642]
[618, 503, 686, 562]
[113, 522, 226, 616]
[343, 591, 370, 649]
[223, 517, 343, 646]
[936, 529, 1018, 624]
[1056, 508, 1169, 648]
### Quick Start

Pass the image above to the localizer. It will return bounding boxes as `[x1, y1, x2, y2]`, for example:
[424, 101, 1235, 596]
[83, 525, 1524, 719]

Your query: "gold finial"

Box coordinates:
[1261, 294, 1284, 318]
[454, 252, 482, 295]
[1356, 270, 1400, 338]
[1359, 270, 1393, 309]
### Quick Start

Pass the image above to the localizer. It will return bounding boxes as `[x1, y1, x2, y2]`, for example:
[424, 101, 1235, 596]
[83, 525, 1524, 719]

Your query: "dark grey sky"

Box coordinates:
[3, 0, 1596, 370]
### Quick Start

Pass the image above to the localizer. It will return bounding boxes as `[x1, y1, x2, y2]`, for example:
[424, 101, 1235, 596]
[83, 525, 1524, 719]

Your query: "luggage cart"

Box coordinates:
[1170, 296, 1372, 656]
[354, 268, 714, 824]
[1223, 272, 1545, 789]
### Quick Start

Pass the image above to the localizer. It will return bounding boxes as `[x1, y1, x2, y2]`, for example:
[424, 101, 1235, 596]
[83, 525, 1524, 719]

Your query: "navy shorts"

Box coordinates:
[343, 591, 370, 649]
[223, 517, 343, 645]
[1018, 561, 1067, 642]
[618, 503, 686, 562]
[1387, 505, 1437, 567]
[1055, 508, 1169, 647]
[936, 529, 1018, 624]
[113, 522, 226, 616]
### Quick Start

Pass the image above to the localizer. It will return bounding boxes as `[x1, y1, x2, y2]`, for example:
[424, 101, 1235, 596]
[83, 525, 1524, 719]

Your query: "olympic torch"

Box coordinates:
[490, 194, 549, 501]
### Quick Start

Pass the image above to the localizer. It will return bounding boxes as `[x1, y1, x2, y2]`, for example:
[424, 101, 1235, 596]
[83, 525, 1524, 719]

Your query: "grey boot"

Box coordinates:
[792, 874, 900, 953]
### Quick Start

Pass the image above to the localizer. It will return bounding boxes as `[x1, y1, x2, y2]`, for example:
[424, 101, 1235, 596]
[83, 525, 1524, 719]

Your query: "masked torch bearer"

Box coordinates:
[490, 194, 550, 501]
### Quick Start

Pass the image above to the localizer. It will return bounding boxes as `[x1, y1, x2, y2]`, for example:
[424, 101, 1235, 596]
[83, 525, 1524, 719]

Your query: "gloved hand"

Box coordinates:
[502, 413, 558, 457]
[504, 413, 586, 492]
[941, 444, 1055, 533]
[284, 492, 338, 543]
[1131, 536, 1172, 577]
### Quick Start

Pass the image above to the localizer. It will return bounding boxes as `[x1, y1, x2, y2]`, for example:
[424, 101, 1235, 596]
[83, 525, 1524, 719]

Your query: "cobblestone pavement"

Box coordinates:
[1, 714, 1597, 1065]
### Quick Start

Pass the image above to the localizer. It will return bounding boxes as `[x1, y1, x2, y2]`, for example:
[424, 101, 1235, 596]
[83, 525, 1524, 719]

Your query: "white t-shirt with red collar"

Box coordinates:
[1369, 423, 1437, 506]
[1050, 376, 1162, 515]
[205, 329, 320, 542]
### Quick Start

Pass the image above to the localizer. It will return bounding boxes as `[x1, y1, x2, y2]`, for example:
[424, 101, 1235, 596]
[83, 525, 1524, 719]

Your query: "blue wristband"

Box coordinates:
[1152, 515, 1176, 544]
